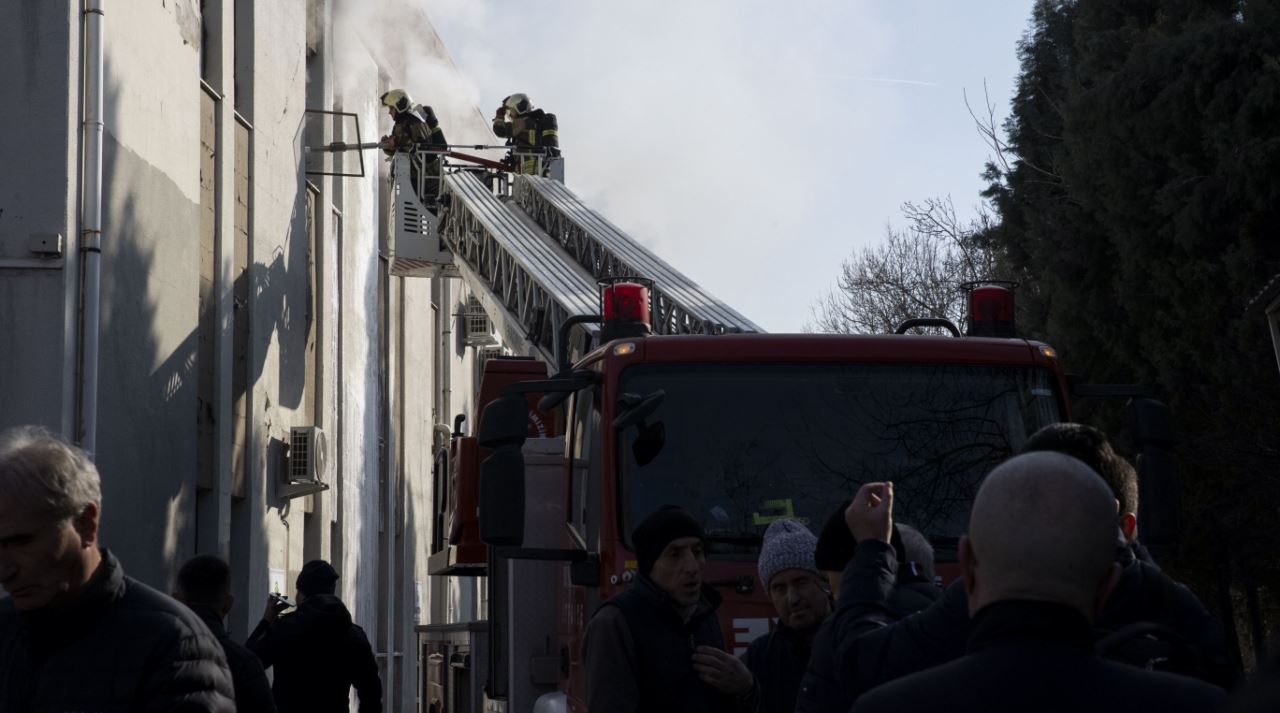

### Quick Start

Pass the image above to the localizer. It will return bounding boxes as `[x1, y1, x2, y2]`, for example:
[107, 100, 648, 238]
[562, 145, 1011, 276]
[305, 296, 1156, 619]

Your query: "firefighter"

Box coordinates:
[492, 93, 559, 175]
[379, 89, 447, 208]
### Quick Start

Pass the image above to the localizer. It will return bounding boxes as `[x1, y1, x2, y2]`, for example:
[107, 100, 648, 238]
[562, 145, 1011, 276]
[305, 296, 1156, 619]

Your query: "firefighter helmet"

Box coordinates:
[503, 93, 532, 115]
[381, 89, 412, 114]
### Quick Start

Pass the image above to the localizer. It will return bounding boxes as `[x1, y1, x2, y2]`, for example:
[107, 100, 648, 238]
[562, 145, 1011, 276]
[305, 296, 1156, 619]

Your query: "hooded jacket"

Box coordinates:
[246, 593, 382, 713]
[0, 549, 236, 713]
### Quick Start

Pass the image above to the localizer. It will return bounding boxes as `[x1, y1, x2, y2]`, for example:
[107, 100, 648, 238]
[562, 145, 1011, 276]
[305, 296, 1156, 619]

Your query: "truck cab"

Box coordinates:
[422, 280, 1127, 712]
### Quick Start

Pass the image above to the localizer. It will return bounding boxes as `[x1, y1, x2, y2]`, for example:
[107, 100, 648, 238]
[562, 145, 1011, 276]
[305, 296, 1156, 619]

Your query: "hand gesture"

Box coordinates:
[692, 645, 754, 698]
[846, 481, 894, 544]
[262, 594, 290, 623]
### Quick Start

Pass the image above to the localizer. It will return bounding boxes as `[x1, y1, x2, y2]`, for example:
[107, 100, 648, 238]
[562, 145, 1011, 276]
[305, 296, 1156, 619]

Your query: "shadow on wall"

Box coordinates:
[94, 68, 315, 591]
[96, 84, 190, 591]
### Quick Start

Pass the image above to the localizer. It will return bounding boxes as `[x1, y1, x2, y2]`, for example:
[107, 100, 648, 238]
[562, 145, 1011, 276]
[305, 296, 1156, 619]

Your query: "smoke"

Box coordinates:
[327, 0, 1022, 332]
[332, 0, 495, 148]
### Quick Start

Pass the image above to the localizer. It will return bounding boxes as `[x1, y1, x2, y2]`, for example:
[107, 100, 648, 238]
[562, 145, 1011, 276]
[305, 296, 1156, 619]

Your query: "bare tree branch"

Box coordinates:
[808, 197, 1007, 335]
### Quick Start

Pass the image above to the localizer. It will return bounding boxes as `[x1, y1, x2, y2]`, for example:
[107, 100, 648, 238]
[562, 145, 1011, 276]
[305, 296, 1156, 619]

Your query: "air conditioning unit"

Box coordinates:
[463, 295, 499, 347]
[280, 426, 330, 499]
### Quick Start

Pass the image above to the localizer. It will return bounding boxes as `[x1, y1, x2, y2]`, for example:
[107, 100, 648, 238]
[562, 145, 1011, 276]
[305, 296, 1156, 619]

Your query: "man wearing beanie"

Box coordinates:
[744, 519, 833, 713]
[583, 505, 757, 713]
[246, 559, 383, 713]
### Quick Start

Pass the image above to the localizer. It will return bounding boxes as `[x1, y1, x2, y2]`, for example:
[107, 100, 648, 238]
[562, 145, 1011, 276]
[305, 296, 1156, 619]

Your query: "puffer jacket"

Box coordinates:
[0, 549, 236, 713]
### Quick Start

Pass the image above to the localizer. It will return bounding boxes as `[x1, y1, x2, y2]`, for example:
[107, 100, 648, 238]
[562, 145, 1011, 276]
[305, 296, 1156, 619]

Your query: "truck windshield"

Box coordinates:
[617, 362, 1062, 556]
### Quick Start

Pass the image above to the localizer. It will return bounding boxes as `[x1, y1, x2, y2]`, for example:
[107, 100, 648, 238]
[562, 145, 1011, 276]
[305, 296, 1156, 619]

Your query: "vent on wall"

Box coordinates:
[279, 426, 330, 500]
[463, 295, 499, 347]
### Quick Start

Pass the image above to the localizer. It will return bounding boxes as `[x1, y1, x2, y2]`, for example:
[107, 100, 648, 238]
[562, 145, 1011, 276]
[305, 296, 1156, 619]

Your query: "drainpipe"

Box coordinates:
[381, 257, 397, 710]
[78, 0, 105, 456]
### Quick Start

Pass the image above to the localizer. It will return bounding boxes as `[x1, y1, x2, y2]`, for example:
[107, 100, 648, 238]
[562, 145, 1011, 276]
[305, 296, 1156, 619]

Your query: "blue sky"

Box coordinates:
[423, 1, 1033, 332]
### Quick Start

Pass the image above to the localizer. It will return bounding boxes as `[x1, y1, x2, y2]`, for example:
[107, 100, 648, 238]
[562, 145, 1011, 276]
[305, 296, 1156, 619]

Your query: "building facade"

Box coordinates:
[0, 1, 496, 709]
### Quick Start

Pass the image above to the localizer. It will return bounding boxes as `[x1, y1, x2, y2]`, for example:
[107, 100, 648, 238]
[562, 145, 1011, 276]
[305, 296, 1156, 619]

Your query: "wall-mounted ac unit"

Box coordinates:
[463, 295, 499, 347]
[280, 426, 330, 499]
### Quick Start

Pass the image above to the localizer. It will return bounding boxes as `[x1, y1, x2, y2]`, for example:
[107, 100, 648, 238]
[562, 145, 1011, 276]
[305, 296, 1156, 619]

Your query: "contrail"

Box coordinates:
[846, 77, 939, 87]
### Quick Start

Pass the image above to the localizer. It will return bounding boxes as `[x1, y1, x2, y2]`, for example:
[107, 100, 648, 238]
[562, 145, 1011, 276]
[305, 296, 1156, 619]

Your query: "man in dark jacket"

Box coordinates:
[807, 423, 1233, 711]
[851, 452, 1226, 712]
[175, 554, 276, 713]
[743, 519, 832, 713]
[493, 92, 559, 175]
[583, 505, 755, 713]
[247, 559, 382, 713]
[0, 425, 235, 712]
[794, 504, 942, 713]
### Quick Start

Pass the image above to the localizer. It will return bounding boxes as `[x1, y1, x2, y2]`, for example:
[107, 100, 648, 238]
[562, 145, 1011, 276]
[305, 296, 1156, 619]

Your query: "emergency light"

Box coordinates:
[599, 277, 653, 342]
[964, 281, 1017, 338]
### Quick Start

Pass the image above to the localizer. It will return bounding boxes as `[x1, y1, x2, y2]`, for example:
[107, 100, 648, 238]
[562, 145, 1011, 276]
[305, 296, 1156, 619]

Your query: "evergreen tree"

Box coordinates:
[982, 0, 1280, 662]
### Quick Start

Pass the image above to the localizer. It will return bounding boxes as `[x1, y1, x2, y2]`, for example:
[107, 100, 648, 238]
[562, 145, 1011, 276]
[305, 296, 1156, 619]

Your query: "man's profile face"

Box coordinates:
[0, 496, 90, 610]
[649, 536, 705, 608]
[768, 569, 831, 631]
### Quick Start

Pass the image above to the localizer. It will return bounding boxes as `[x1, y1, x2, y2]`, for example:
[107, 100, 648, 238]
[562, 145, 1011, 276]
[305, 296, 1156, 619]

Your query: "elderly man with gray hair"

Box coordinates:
[0, 425, 235, 712]
[851, 452, 1226, 713]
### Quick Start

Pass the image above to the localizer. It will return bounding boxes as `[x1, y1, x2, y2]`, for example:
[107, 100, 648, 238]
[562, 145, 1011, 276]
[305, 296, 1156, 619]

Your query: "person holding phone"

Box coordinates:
[246, 560, 382, 713]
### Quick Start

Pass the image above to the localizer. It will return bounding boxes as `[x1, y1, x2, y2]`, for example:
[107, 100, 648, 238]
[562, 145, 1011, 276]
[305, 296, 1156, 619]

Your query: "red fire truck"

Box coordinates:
[421, 280, 1174, 713]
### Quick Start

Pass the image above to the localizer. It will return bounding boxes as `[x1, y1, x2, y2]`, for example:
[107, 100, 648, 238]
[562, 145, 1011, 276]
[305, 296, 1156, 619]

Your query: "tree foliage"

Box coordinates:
[979, 0, 1280, 661]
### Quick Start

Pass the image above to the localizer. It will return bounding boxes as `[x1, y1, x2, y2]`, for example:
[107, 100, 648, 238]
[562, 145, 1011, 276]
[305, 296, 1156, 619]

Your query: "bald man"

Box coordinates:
[850, 453, 1225, 713]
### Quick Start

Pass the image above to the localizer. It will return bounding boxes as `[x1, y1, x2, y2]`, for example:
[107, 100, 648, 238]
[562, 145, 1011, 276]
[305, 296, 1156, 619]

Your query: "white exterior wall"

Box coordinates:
[1, 1, 500, 710]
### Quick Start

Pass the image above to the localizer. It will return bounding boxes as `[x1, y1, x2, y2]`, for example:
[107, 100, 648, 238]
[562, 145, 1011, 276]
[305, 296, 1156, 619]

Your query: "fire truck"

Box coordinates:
[422, 281, 1176, 713]
[355, 142, 1175, 712]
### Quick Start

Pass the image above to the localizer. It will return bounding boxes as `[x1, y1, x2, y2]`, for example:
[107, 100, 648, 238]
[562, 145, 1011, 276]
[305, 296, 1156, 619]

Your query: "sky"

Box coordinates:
[412, 1, 1033, 332]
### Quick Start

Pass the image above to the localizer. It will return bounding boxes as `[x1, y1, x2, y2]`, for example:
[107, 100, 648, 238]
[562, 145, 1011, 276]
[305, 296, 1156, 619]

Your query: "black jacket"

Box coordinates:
[850, 600, 1227, 713]
[807, 540, 1231, 711]
[795, 540, 947, 713]
[246, 593, 382, 713]
[0, 549, 236, 713]
[190, 605, 277, 713]
[742, 624, 815, 713]
[583, 574, 745, 713]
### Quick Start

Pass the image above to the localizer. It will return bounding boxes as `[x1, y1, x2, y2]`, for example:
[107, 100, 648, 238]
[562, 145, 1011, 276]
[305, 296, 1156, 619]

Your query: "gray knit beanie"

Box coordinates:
[757, 519, 820, 588]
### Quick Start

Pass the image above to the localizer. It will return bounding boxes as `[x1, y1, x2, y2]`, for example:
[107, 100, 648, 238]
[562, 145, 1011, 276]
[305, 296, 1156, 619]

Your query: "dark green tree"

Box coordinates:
[982, 0, 1280, 665]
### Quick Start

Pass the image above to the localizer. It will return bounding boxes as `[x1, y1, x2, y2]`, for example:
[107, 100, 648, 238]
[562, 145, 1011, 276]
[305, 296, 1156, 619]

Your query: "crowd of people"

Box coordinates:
[583, 423, 1275, 713]
[0, 425, 382, 713]
[2, 420, 1277, 712]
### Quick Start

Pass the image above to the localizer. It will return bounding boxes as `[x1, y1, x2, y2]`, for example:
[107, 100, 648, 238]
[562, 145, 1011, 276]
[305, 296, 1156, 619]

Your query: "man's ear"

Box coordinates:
[223, 592, 235, 618]
[73, 503, 100, 548]
[959, 535, 978, 614]
[1093, 562, 1123, 620]
[1119, 512, 1138, 544]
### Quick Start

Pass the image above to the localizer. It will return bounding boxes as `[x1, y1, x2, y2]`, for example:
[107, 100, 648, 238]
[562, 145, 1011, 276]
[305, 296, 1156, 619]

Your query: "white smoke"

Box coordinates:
[329, 0, 1020, 332]
[332, 0, 496, 150]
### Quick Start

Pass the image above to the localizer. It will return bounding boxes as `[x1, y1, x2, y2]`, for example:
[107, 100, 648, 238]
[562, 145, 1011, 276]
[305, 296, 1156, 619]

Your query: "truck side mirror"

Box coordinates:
[1129, 398, 1179, 555]
[479, 447, 525, 546]
[478, 395, 529, 449]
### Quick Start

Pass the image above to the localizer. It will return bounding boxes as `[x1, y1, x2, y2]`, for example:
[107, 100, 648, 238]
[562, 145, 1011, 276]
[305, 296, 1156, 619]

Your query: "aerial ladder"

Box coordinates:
[365, 145, 761, 362]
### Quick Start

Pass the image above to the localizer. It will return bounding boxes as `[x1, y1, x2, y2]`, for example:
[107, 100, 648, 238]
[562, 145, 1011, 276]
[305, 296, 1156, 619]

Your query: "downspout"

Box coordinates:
[381, 259, 396, 710]
[78, 0, 105, 455]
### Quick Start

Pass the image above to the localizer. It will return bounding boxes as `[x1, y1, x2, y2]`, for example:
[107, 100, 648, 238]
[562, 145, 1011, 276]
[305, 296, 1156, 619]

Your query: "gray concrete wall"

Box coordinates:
[1, 0, 507, 707]
[0, 1, 79, 436]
